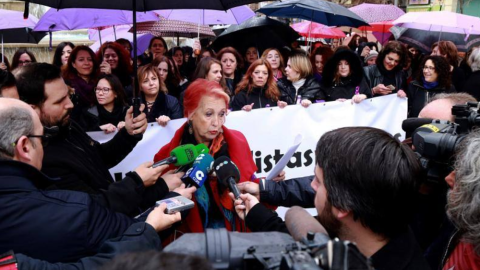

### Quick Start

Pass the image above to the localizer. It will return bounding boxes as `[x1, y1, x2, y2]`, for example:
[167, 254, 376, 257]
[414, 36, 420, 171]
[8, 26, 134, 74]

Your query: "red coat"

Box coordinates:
[153, 123, 258, 242]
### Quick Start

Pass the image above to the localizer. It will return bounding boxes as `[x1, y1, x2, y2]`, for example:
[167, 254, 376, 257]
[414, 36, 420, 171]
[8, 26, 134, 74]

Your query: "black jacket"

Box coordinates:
[15, 222, 160, 269]
[406, 80, 456, 117]
[0, 160, 133, 263]
[141, 92, 183, 123]
[364, 64, 407, 96]
[41, 121, 170, 216]
[231, 87, 278, 111]
[463, 70, 480, 101]
[259, 176, 315, 208]
[318, 50, 372, 101]
[77, 103, 128, 132]
[277, 76, 321, 104]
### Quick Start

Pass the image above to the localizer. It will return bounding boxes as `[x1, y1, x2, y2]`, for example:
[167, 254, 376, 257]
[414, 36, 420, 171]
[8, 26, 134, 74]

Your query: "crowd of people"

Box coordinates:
[0, 31, 479, 270]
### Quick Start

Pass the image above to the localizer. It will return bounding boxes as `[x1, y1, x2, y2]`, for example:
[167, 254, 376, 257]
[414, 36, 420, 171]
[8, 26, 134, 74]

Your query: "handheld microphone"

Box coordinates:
[152, 144, 197, 168]
[182, 153, 214, 188]
[213, 156, 241, 199]
[285, 206, 329, 242]
[174, 143, 210, 173]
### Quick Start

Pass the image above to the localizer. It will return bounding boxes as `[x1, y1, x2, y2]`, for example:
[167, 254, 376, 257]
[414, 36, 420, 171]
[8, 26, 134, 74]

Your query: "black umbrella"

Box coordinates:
[390, 26, 480, 53]
[212, 16, 301, 55]
[257, 0, 369, 28]
[1, 28, 46, 44]
[20, 0, 263, 115]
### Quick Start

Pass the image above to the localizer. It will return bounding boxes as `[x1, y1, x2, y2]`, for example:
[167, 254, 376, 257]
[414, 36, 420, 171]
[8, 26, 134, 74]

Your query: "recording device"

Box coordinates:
[182, 153, 214, 188]
[164, 207, 369, 270]
[153, 144, 208, 168]
[156, 195, 194, 214]
[406, 102, 480, 183]
[213, 156, 241, 199]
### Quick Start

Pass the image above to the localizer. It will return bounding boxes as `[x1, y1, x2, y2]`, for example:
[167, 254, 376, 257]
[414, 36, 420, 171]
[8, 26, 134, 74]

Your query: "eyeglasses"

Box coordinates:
[27, 134, 51, 147]
[18, 60, 32, 65]
[94, 87, 111, 94]
[423, 66, 436, 71]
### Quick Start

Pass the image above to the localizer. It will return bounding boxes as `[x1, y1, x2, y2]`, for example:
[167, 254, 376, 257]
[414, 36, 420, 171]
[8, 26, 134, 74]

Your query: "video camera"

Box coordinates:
[164, 229, 370, 270]
[408, 102, 480, 183]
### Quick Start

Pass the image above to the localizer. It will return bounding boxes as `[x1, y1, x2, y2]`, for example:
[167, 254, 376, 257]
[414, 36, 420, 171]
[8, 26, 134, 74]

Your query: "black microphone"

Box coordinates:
[213, 156, 241, 199]
[285, 206, 329, 242]
[402, 118, 434, 133]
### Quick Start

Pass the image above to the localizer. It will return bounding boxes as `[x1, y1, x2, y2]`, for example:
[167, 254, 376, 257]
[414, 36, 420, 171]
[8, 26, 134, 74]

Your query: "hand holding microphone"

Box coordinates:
[213, 156, 242, 199]
[228, 193, 259, 220]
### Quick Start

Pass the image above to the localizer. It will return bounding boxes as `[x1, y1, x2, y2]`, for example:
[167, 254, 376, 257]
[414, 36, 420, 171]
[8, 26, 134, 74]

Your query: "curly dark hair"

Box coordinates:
[416, 55, 451, 89]
[376, 41, 408, 72]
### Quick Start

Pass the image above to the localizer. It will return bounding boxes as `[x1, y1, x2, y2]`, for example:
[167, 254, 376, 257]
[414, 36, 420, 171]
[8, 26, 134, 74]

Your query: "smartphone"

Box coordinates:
[386, 85, 396, 91]
[156, 196, 195, 214]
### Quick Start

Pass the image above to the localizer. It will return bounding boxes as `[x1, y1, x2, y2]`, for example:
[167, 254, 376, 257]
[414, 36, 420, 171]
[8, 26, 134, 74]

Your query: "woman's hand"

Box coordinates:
[277, 101, 288, 109]
[99, 60, 112, 74]
[117, 121, 125, 129]
[156, 115, 171, 127]
[242, 103, 254, 112]
[0, 62, 7, 70]
[100, 123, 117, 134]
[397, 89, 407, 98]
[146, 203, 181, 232]
[272, 170, 286, 182]
[300, 99, 312, 108]
[372, 84, 392, 95]
[352, 94, 367, 104]
[360, 46, 371, 57]
[229, 193, 259, 220]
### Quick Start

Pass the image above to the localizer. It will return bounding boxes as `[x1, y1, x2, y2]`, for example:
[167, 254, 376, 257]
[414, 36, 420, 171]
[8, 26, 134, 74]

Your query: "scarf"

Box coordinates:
[68, 75, 96, 107]
[422, 77, 439, 90]
[97, 102, 126, 126]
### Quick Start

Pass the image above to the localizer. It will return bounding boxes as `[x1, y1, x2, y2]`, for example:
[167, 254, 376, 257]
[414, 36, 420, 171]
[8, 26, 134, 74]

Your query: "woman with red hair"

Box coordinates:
[96, 42, 134, 97]
[231, 59, 281, 111]
[153, 79, 270, 243]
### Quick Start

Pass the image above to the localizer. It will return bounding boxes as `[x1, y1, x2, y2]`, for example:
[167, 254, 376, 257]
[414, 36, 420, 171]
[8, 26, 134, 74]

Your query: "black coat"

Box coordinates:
[406, 80, 456, 117]
[277, 76, 321, 104]
[41, 121, 171, 216]
[231, 87, 278, 111]
[0, 160, 133, 263]
[317, 49, 372, 101]
[364, 64, 407, 96]
[141, 92, 183, 123]
[463, 70, 480, 101]
[259, 176, 315, 208]
[77, 103, 128, 132]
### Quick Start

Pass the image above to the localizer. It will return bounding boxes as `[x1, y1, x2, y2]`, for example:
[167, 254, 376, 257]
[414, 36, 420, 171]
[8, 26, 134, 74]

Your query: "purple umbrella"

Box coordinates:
[155, 5, 254, 25]
[393, 11, 480, 35]
[349, 3, 404, 24]
[89, 26, 153, 56]
[34, 8, 159, 32]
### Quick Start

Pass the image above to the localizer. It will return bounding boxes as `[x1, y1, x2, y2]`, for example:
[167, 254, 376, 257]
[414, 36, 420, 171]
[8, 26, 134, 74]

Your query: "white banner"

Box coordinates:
[89, 94, 407, 180]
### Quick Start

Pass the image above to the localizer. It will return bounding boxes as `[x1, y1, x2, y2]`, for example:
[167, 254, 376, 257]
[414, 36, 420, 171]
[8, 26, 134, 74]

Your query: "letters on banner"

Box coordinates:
[88, 94, 407, 180]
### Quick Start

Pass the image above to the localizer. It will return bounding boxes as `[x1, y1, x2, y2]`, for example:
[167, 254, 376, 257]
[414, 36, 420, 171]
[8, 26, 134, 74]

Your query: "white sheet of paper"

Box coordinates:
[266, 134, 303, 181]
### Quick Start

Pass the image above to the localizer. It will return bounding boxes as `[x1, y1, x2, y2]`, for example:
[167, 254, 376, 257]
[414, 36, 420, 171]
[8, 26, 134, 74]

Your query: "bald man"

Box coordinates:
[418, 93, 477, 121]
[0, 98, 179, 263]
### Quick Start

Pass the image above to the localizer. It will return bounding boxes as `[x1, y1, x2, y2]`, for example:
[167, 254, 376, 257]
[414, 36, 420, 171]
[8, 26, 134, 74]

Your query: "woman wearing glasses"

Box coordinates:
[406, 56, 456, 117]
[78, 74, 128, 133]
[11, 49, 37, 71]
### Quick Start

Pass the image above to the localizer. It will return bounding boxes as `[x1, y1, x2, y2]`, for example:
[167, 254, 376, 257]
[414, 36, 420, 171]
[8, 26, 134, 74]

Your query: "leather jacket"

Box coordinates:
[277, 76, 321, 104]
[364, 64, 406, 96]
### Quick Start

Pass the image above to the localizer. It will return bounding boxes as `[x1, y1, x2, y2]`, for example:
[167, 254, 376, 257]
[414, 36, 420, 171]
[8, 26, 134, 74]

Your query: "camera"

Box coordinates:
[411, 102, 480, 183]
[164, 229, 369, 270]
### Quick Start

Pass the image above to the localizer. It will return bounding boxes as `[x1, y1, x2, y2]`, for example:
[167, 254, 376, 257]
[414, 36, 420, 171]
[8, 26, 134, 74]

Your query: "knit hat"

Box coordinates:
[364, 50, 379, 63]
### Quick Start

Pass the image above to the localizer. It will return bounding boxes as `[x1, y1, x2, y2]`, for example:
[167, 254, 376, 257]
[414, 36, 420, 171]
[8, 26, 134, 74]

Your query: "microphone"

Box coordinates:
[402, 118, 434, 134]
[181, 153, 214, 188]
[285, 206, 329, 242]
[152, 144, 197, 168]
[213, 156, 241, 199]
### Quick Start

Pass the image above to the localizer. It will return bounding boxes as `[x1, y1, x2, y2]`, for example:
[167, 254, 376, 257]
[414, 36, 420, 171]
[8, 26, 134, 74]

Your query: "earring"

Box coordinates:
[188, 120, 193, 135]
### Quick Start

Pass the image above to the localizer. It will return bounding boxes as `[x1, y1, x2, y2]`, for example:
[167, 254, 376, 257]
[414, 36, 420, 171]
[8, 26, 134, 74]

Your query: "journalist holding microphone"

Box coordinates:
[153, 79, 284, 244]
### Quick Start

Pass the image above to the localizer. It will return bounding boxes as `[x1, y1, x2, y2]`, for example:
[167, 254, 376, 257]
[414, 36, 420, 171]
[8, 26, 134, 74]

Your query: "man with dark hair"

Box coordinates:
[233, 127, 429, 270]
[0, 69, 18, 99]
[15, 63, 186, 216]
[0, 98, 181, 263]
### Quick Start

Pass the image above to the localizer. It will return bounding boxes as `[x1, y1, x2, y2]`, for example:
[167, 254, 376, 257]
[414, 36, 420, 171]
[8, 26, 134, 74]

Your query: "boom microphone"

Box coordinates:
[213, 156, 241, 199]
[182, 153, 214, 188]
[285, 206, 329, 242]
[153, 144, 197, 168]
[402, 118, 435, 134]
